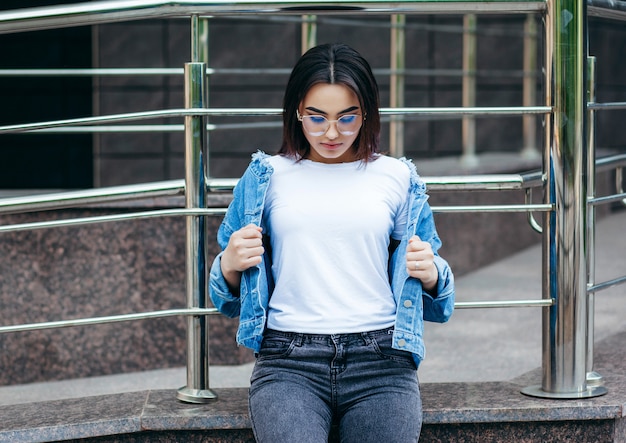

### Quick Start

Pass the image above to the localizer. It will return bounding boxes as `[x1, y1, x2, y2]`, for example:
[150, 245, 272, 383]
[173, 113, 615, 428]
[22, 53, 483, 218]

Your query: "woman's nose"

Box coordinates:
[326, 121, 340, 139]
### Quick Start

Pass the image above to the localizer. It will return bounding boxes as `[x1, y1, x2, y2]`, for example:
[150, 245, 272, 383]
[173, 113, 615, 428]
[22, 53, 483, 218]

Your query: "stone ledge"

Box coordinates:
[2, 330, 626, 442]
[1, 374, 624, 442]
[2, 269, 624, 442]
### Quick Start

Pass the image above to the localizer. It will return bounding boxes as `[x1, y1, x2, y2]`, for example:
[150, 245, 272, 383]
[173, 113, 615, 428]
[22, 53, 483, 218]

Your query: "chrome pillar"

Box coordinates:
[522, 0, 606, 399]
[176, 61, 217, 403]
[585, 56, 604, 387]
[389, 14, 405, 158]
[191, 14, 210, 172]
[460, 14, 478, 167]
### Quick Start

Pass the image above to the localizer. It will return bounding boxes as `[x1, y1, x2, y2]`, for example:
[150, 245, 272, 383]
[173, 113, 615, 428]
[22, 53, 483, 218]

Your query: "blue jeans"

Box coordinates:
[248, 327, 422, 443]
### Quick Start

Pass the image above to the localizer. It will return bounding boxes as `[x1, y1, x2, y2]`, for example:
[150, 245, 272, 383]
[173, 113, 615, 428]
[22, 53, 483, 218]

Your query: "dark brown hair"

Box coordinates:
[279, 43, 381, 161]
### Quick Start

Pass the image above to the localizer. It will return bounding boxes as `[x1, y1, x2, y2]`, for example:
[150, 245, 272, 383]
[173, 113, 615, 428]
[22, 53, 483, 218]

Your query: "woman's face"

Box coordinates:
[298, 83, 363, 164]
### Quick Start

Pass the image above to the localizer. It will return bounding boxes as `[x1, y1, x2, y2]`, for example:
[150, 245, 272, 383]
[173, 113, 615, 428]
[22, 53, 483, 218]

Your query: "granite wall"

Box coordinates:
[0, 201, 251, 386]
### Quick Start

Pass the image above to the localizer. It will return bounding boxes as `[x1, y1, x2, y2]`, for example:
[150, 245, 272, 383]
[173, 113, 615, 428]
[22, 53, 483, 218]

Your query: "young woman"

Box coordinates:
[209, 42, 455, 443]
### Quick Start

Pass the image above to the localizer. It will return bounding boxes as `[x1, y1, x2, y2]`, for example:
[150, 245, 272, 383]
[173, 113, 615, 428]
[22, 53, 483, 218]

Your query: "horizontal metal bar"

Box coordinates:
[0, 1, 547, 36]
[588, 102, 626, 111]
[30, 124, 186, 133]
[0, 108, 280, 134]
[432, 203, 553, 213]
[207, 178, 239, 191]
[455, 299, 554, 309]
[0, 178, 236, 215]
[382, 106, 552, 116]
[0, 172, 539, 216]
[425, 173, 538, 191]
[588, 0, 626, 21]
[28, 121, 283, 134]
[0, 67, 539, 79]
[596, 153, 626, 172]
[0, 298, 557, 334]
[0, 68, 292, 77]
[0, 208, 228, 233]
[588, 192, 626, 206]
[0, 308, 218, 334]
[0, 180, 185, 214]
[0, 68, 183, 77]
[0, 202, 554, 233]
[0, 106, 552, 135]
[20, 112, 541, 133]
[588, 275, 626, 293]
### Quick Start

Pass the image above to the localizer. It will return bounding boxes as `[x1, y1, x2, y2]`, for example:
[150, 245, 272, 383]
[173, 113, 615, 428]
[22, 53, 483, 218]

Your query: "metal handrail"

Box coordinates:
[0, 67, 541, 80]
[0, 180, 185, 214]
[0, 208, 224, 233]
[0, 0, 547, 36]
[588, 0, 626, 20]
[0, 106, 552, 135]
[588, 102, 626, 111]
[0, 173, 545, 216]
[0, 297, 556, 337]
[0, 0, 620, 37]
[456, 299, 554, 309]
[0, 308, 218, 334]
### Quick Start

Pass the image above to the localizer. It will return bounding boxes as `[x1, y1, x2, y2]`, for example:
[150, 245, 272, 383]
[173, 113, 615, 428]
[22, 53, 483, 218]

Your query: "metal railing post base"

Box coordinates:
[586, 371, 604, 387]
[176, 387, 218, 404]
[521, 384, 607, 399]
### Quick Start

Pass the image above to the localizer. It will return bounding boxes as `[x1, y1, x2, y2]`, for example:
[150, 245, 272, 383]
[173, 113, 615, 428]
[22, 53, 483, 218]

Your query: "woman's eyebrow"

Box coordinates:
[304, 105, 360, 115]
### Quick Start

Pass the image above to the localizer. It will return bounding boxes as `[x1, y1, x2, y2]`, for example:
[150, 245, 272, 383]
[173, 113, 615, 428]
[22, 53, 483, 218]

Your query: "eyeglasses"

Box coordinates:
[297, 110, 363, 136]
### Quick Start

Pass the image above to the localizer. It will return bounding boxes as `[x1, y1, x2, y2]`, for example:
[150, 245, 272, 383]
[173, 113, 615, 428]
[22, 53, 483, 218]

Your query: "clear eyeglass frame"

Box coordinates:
[296, 110, 363, 136]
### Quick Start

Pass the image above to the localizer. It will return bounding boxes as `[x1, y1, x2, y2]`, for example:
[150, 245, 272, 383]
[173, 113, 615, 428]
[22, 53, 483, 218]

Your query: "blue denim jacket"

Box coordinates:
[209, 151, 455, 367]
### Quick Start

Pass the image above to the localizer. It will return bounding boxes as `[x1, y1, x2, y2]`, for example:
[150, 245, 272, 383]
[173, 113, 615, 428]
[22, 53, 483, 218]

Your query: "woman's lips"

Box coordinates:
[321, 143, 341, 150]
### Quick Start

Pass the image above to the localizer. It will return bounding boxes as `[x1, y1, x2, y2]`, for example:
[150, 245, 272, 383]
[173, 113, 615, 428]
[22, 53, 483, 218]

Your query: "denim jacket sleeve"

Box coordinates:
[414, 201, 455, 323]
[389, 159, 455, 366]
[395, 157, 455, 324]
[208, 191, 244, 318]
[208, 151, 273, 320]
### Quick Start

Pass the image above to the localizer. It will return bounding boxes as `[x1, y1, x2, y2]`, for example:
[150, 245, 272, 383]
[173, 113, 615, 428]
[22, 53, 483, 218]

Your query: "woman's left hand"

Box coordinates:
[406, 235, 438, 292]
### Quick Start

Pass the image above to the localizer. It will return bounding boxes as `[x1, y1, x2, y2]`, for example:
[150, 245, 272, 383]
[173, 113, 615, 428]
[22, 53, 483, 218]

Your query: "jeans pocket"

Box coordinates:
[257, 332, 296, 360]
[371, 332, 417, 369]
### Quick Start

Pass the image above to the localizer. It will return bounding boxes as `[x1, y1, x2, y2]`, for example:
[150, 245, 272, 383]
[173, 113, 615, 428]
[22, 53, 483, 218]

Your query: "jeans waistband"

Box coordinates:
[264, 326, 394, 344]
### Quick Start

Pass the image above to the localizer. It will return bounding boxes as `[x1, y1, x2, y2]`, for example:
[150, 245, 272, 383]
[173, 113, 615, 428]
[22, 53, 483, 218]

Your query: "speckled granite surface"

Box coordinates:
[1, 329, 624, 442]
[0, 202, 253, 386]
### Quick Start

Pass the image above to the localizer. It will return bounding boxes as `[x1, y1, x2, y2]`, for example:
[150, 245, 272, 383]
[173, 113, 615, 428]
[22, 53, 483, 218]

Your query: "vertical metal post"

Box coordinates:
[460, 14, 478, 167]
[177, 16, 217, 404]
[521, 14, 540, 160]
[585, 56, 604, 387]
[390, 14, 406, 158]
[301, 15, 317, 53]
[191, 15, 210, 173]
[522, 0, 606, 399]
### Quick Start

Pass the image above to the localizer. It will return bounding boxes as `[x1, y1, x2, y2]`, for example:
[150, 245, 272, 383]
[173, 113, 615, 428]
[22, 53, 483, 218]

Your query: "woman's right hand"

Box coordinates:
[220, 224, 265, 291]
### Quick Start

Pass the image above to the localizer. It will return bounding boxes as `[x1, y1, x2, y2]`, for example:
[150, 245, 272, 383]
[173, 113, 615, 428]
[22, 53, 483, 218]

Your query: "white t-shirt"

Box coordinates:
[263, 154, 410, 334]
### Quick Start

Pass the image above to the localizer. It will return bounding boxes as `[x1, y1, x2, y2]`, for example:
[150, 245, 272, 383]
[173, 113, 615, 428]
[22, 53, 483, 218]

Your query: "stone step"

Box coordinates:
[1, 328, 625, 442]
